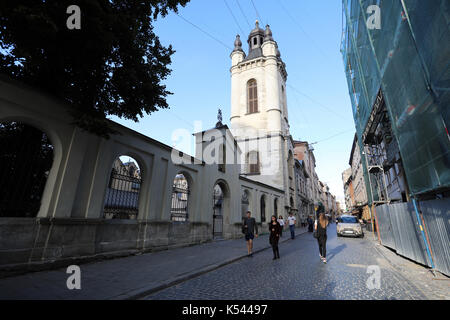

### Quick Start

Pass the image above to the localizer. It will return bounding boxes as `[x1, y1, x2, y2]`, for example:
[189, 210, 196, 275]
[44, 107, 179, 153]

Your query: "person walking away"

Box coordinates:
[277, 215, 285, 237]
[243, 211, 258, 257]
[307, 215, 313, 232]
[269, 215, 282, 260]
[315, 212, 329, 263]
[287, 212, 296, 239]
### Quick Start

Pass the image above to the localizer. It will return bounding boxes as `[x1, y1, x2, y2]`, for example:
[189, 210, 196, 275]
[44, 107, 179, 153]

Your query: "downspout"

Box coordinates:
[372, 205, 381, 244]
[412, 198, 435, 270]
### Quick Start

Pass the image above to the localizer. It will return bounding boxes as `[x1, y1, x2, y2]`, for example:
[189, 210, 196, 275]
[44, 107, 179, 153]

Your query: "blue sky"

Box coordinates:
[111, 0, 355, 206]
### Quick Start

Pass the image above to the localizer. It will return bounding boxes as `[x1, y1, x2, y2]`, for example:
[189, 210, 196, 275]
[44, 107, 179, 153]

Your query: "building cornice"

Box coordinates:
[239, 175, 285, 194]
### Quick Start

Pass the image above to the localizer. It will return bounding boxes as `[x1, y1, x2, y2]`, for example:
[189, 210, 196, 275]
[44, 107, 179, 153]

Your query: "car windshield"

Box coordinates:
[340, 216, 358, 223]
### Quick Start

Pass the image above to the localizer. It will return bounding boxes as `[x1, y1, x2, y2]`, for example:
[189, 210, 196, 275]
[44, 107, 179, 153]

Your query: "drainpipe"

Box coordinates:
[370, 203, 375, 240]
[412, 198, 435, 270]
[372, 205, 381, 244]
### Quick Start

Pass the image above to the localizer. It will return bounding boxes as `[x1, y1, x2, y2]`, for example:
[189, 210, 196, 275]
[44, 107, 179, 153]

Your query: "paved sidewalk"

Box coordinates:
[0, 227, 308, 300]
[369, 232, 449, 300]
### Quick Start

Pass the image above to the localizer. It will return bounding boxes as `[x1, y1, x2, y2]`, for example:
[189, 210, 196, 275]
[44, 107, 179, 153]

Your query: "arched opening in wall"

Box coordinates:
[103, 156, 141, 219]
[260, 195, 266, 223]
[290, 196, 294, 210]
[171, 173, 190, 222]
[213, 182, 229, 239]
[241, 189, 251, 219]
[0, 121, 54, 217]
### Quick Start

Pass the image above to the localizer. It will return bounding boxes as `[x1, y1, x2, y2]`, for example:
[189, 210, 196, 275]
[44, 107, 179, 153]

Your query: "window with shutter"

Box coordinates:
[247, 79, 258, 113]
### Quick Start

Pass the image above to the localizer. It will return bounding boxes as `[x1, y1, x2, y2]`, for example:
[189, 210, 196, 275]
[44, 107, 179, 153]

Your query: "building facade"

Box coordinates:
[341, 0, 450, 275]
[342, 167, 353, 212]
[293, 140, 319, 217]
[349, 134, 370, 220]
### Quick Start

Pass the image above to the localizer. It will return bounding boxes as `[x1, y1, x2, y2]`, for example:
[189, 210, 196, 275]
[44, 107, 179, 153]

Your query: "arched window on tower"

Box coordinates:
[247, 79, 258, 114]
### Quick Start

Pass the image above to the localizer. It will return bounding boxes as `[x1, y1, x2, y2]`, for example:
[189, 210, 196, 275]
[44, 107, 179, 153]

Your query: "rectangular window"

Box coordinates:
[248, 152, 260, 174]
[247, 80, 258, 113]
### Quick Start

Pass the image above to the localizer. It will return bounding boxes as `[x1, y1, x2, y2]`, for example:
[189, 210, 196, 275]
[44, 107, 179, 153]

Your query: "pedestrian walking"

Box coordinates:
[307, 215, 314, 232]
[287, 212, 296, 239]
[269, 215, 281, 260]
[242, 211, 258, 257]
[277, 215, 285, 237]
[315, 211, 329, 264]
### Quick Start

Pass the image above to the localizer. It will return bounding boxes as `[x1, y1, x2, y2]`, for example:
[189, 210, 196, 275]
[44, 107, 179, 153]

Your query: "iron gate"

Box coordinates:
[103, 169, 141, 219]
[213, 188, 224, 238]
[171, 179, 190, 222]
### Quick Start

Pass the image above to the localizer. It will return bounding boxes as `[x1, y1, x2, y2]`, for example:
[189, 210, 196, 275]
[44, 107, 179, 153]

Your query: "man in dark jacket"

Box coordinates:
[243, 211, 258, 257]
[307, 216, 314, 232]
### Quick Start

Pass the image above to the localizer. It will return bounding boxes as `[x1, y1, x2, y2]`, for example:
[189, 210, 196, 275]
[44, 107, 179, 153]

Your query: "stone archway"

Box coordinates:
[212, 180, 229, 239]
[103, 155, 142, 220]
[0, 121, 54, 217]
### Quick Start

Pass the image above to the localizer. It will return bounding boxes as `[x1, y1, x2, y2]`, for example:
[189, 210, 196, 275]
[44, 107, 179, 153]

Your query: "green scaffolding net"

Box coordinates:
[341, 0, 450, 200]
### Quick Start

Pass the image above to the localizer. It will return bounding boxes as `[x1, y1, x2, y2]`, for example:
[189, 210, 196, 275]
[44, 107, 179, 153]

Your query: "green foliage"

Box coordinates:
[0, 0, 189, 137]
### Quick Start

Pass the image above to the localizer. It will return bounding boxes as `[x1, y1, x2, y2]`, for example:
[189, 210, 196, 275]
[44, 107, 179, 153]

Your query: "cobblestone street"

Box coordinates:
[145, 224, 445, 300]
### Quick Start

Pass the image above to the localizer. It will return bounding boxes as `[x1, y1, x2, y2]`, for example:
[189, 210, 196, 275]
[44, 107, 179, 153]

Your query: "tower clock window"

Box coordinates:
[247, 79, 258, 114]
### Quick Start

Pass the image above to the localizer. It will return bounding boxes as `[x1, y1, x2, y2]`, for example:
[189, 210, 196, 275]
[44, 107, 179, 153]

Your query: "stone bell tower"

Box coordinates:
[229, 21, 294, 202]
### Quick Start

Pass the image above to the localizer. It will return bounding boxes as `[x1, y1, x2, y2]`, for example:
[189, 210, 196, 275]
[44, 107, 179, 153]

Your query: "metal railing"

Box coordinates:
[171, 184, 189, 222]
[103, 171, 141, 219]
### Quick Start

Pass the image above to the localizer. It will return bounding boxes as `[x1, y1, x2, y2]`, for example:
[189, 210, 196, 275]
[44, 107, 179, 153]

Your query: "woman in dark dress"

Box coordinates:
[269, 215, 282, 260]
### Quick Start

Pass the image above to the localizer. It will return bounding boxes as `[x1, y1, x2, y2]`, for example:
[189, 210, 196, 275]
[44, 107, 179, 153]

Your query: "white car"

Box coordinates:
[337, 215, 364, 238]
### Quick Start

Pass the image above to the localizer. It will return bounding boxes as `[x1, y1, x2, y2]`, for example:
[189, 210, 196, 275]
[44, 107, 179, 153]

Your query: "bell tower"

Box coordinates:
[229, 21, 293, 199]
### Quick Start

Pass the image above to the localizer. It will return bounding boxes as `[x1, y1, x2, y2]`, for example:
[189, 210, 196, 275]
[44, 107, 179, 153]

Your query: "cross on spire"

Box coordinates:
[216, 108, 223, 128]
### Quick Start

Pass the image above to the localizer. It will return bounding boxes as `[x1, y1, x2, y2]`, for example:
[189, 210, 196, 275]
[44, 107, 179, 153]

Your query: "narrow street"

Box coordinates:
[145, 225, 434, 300]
